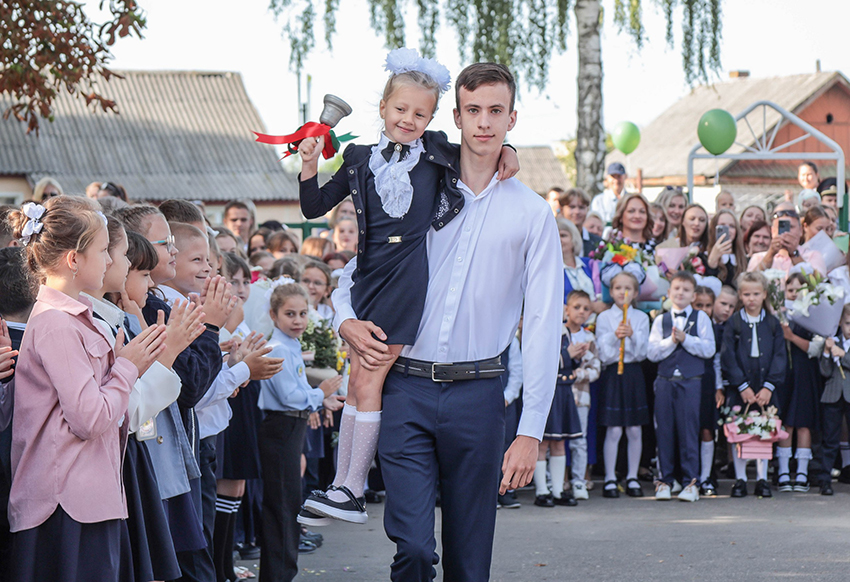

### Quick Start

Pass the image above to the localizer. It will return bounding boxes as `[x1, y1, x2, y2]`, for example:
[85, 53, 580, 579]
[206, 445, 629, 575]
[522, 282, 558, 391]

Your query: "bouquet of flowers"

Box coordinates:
[300, 309, 342, 370]
[719, 404, 789, 459]
[591, 233, 648, 288]
[679, 246, 706, 276]
[787, 269, 844, 337]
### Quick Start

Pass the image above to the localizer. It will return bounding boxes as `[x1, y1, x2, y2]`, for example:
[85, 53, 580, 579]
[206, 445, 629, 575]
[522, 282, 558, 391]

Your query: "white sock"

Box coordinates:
[733, 456, 748, 481]
[841, 442, 850, 467]
[331, 404, 358, 488]
[549, 455, 567, 498]
[699, 441, 714, 483]
[795, 448, 812, 478]
[756, 459, 768, 481]
[776, 446, 792, 482]
[534, 460, 550, 497]
[603, 427, 623, 486]
[328, 410, 381, 502]
[625, 426, 642, 481]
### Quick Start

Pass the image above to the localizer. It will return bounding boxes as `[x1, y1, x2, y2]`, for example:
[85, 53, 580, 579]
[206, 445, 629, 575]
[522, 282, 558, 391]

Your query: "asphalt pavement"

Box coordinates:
[238, 480, 850, 581]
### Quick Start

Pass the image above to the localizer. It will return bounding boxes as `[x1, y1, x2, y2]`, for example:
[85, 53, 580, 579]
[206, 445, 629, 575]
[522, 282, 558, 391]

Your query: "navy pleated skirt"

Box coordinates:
[11, 505, 133, 582]
[598, 363, 650, 427]
[543, 383, 584, 440]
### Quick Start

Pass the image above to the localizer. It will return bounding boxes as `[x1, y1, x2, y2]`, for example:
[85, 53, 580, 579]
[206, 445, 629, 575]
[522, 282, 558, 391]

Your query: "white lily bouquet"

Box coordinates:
[787, 269, 845, 337]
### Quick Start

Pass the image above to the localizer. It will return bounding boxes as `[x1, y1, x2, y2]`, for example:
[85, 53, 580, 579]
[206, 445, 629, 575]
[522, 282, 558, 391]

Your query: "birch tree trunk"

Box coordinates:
[574, 0, 606, 197]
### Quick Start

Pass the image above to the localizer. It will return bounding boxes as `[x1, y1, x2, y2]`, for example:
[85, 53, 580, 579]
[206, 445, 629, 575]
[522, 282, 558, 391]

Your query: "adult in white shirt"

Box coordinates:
[590, 162, 626, 225]
[333, 64, 562, 581]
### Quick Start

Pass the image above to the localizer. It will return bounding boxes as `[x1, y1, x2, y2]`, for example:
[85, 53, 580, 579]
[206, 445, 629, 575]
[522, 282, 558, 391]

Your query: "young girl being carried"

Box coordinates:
[595, 271, 650, 498]
[6, 197, 167, 581]
[296, 48, 519, 523]
[721, 271, 786, 499]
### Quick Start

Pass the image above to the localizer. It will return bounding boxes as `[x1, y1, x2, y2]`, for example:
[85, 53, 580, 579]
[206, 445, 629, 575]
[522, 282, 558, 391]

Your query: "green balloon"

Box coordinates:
[698, 109, 737, 155]
[612, 121, 641, 154]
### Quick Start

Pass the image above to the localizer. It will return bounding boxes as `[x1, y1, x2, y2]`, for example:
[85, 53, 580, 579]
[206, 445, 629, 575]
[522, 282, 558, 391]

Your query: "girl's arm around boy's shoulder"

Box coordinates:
[300, 143, 368, 220]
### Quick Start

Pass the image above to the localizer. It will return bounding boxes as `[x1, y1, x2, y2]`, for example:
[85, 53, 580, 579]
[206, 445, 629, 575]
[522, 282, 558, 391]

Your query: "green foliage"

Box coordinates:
[270, 0, 723, 88]
[555, 133, 613, 186]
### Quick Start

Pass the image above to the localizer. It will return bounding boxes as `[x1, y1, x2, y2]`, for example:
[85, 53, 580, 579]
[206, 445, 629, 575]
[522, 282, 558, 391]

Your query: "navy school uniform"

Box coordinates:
[543, 330, 584, 440]
[648, 308, 716, 485]
[221, 380, 263, 481]
[596, 306, 651, 427]
[779, 322, 822, 430]
[299, 131, 465, 346]
[700, 322, 725, 431]
[721, 309, 786, 412]
[819, 335, 850, 483]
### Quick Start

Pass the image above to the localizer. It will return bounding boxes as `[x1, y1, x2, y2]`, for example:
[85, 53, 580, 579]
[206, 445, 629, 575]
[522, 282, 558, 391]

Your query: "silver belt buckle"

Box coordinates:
[388, 236, 402, 244]
[431, 362, 453, 383]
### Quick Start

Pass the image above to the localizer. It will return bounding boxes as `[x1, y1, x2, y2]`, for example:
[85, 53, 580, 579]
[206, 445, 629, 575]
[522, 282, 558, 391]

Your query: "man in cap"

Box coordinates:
[590, 162, 627, 225]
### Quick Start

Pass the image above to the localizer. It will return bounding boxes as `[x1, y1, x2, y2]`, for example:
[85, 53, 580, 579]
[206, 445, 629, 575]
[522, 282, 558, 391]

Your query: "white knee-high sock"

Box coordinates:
[331, 404, 358, 488]
[733, 456, 748, 481]
[756, 459, 768, 481]
[329, 410, 381, 502]
[549, 455, 567, 498]
[795, 448, 812, 477]
[776, 446, 792, 482]
[699, 441, 714, 483]
[625, 426, 642, 481]
[603, 427, 623, 486]
[534, 460, 550, 496]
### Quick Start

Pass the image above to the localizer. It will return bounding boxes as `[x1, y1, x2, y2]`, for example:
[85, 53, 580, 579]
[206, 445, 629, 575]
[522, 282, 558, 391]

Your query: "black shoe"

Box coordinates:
[534, 494, 555, 507]
[838, 466, 850, 484]
[821, 481, 835, 496]
[300, 527, 323, 547]
[730, 479, 748, 498]
[497, 490, 521, 509]
[792, 479, 810, 493]
[553, 493, 577, 506]
[364, 489, 383, 504]
[699, 480, 717, 497]
[304, 486, 368, 524]
[602, 480, 620, 498]
[236, 542, 261, 560]
[297, 506, 331, 527]
[298, 538, 317, 554]
[754, 479, 772, 498]
[625, 478, 644, 497]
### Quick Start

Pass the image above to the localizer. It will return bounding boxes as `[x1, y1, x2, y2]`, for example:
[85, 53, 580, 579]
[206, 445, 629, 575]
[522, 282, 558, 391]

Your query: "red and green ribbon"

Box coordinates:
[253, 121, 357, 159]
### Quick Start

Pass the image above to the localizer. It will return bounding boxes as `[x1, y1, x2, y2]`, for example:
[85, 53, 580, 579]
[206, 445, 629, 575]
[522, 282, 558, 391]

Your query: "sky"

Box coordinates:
[88, 0, 850, 153]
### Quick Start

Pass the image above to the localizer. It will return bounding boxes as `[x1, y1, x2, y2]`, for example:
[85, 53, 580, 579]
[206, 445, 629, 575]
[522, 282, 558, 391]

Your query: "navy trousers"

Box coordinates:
[379, 371, 505, 582]
[654, 376, 701, 485]
[821, 398, 850, 484]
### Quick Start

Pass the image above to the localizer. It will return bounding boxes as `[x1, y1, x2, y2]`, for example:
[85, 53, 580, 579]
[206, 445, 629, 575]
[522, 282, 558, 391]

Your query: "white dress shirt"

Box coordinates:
[595, 305, 650, 367]
[503, 335, 523, 405]
[333, 174, 563, 440]
[647, 305, 716, 364]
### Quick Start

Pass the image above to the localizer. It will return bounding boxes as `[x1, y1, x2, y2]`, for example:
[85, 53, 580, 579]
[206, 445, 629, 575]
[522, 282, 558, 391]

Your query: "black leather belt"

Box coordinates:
[268, 409, 312, 419]
[392, 356, 505, 382]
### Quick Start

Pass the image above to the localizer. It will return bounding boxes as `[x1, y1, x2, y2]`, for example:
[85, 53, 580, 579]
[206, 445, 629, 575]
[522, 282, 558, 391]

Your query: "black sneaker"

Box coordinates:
[699, 480, 717, 497]
[297, 506, 331, 527]
[553, 493, 577, 506]
[301, 527, 323, 547]
[730, 479, 748, 498]
[534, 494, 555, 507]
[304, 486, 368, 524]
[298, 538, 317, 554]
[754, 479, 772, 498]
[497, 490, 521, 509]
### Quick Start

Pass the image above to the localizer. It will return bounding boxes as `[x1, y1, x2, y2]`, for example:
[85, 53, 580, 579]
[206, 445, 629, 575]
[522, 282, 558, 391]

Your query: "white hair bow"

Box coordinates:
[385, 48, 451, 92]
[21, 202, 46, 245]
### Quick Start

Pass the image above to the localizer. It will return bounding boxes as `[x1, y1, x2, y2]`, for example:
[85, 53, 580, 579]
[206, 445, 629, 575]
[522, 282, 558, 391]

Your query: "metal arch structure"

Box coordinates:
[687, 100, 847, 229]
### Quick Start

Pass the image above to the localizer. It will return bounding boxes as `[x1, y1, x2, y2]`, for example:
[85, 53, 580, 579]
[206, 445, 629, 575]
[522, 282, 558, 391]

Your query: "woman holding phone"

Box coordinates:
[706, 210, 747, 287]
[748, 202, 826, 277]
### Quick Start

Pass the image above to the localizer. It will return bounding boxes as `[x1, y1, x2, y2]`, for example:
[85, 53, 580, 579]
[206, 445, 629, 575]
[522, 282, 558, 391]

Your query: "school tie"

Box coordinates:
[746, 314, 760, 358]
[381, 141, 411, 162]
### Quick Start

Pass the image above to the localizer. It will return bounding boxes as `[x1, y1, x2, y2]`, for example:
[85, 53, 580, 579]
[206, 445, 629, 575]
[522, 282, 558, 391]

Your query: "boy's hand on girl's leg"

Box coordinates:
[339, 319, 392, 371]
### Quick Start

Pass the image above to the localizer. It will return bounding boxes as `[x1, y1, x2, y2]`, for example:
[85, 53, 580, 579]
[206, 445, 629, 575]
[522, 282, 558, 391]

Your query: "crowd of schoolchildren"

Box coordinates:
[522, 163, 850, 513]
[1, 113, 850, 582]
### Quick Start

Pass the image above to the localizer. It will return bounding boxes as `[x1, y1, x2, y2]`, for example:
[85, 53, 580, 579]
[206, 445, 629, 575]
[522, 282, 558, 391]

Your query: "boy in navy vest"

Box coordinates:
[647, 272, 716, 502]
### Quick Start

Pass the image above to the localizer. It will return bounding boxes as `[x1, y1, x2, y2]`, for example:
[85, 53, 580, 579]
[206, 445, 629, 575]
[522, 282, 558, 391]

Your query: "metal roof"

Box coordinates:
[606, 71, 850, 179]
[0, 70, 298, 202]
[515, 146, 569, 194]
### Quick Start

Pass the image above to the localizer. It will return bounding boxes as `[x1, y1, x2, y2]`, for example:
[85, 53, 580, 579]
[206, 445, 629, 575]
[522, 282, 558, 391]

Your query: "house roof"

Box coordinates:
[515, 146, 569, 194]
[0, 70, 298, 202]
[606, 71, 850, 179]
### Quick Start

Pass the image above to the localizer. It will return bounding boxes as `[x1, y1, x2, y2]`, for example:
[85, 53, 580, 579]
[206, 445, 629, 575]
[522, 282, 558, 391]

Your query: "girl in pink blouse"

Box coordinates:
[6, 196, 167, 582]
